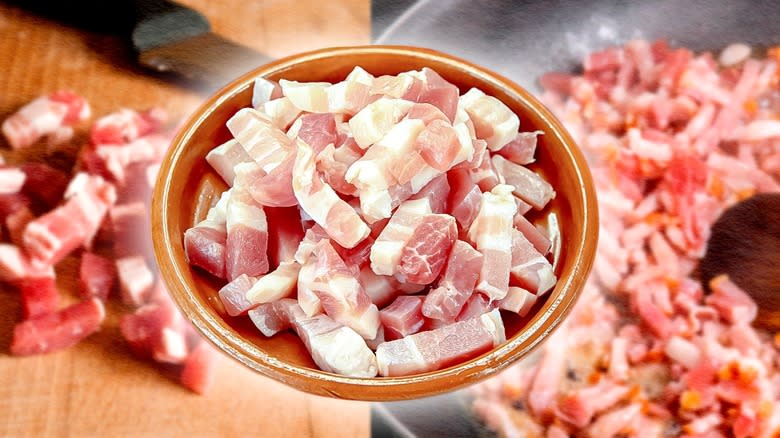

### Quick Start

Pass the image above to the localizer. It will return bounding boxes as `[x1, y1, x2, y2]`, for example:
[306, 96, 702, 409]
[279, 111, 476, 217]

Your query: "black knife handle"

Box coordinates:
[8, 0, 210, 52]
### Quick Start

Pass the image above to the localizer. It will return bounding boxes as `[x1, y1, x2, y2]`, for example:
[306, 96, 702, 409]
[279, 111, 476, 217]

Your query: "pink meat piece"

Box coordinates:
[375, 309, 505, 376]
[79, 252, 116, 300]
[498, 286, 537, 316]
[359, 265, 402, 308]
[397, 214, 457, 284]
[20, 163, 69, 209]
[225, 187, 269, 281]
[110, 202, 151, 258]
[456, 292, 496, 321]
[296, 113, 337, 152]
[632, 287, 674, 339]
[470, 148, 500, 192]
[205, 139, 253, 186]
[248, 298, 297, 337]
[316, 137, 362, 196]
[447, 168, 482, 230]
[294, 223, 372, 269]
[48, 90, 91, 125]
[414, 119, 461, 171]
[226, 108, 293, 170]
[308, 240, 380, 339]
[409, 173, 450, 214]
[23, 173, 116, 265]
[90, 108, 165, 146]
[587, 404, 642, 438]
[422, 240, 483, 321]
[252, 77, 283, 108]
[371, 74, 423, 100]
[416, 68, 459, 122]
[265, 206, 304, 266]
[18, 276, 60, 319]
[218, 273, 259, 316]
[180, 341, 220, 394]
[509, 228, 557, 296]
[539, 71, 574, 95]
[527, 335, 567, 420]
[0, 168, 26, 194]
[0, 243, 53, 282]
[2, 95, 68, 149]
[496, 130, 541, 165]
[706, 274, 757, 324]
[94, 133, 170, 183]
[292, 140, 369, 249]
[184, 224, 227, 279]
[468, 185, 517, 300]
[370, 198, 432, 276]
[379, 295, 425, 341]
[5, 205, 34, 246]
[513, 213, 551, 255]
[119, 298, 181, 358]
[555, 380, 631, 428]
[234, 155, 297, 208]
[10, 297, 105, 356]
[116, 256, 155, 307]
[0, 192, 31, 221]
[491, 155, 555, 210]
[405, 102, 449, 125]
[152, 327, 189, 365]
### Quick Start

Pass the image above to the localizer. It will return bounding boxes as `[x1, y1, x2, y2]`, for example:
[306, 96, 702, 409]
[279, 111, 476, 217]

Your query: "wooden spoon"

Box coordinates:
[700, 193, 780, 329]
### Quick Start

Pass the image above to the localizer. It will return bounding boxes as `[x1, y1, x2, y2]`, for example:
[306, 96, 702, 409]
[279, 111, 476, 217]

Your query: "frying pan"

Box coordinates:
[371, 0, 780, 436]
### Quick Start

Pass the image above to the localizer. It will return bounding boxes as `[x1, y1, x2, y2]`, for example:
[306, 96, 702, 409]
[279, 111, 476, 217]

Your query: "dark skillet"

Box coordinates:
[371, 0, 780, 436]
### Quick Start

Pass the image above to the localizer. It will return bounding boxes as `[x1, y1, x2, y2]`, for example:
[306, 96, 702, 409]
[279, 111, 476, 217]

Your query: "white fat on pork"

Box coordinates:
[294, 314, 378, 377]
[498, 286, 538, 316]
[292, 140, 369, 249]
[326, 78, 371, 116]
[279, 79, 330, 113]
[226, 108, 292, 172]
[375, 309, 505, 376]
[468, 184, 517, 300]
[260, 97, 302, 131]
[251, 77, 280, 109]
[347, 98, 414, 149]
[205, 139, 252, 186]
[370, 198, 432, 276]
[458, 88, 519, 151]
[0, 168, 26, 194]
[245, 261, 301, 304]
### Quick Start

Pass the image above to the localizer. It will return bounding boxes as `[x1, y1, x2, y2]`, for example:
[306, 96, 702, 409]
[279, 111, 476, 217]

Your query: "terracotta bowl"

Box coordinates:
[152, 45, 598, 401]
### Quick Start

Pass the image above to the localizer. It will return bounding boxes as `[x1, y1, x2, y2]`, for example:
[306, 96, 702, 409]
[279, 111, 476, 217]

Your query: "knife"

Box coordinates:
[9, 0, 272, 91]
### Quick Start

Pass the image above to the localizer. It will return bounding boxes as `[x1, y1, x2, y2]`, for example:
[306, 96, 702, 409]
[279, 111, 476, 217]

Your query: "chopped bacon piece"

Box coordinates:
[180, 341, 220, 394]
[371, 73, 423, 101]
[2, 95, 68, 149]
[248, 298, 297, 337]
[279, 79, 331, 113]
[225, 187, 269, 280]
[5, 205, 34, 246]
[375, 309, 505, 376]
[245, 262, 300, 305]
[498, 286, 537, 316]
[470, 148, 501, 192]
[292, 140, 369, 248]
[119, 298, 180, 358]
[110, 202, 151, 258]
[405, 102, 449, 125]
[370, 198, 432, 276]
[509, 228, 556, 296]
[527, 334, 567, 419]
[266, 206, 304, 266]
[0, 243, 53, 282]
[706, 274, 757, 324]
[359, 265, 401, 308]
[79, 252, 116, 300]
[0, 192, 31, 221]
[513, 213, 552, 255]
[251, 77, 283, 109]
[458, 87, 520, 150]
[447, 168, 482, 230]
[468, 185, 517, 300]
[48, 90, 90, 124]
[316, 138, 362, 196]
[292, 312, 378, 377]
[152, 327, 189, 365]
[184, 223, 227, 279]
[226, 108, 293, 171]
[10, 298, 105, 356]
[416, 68, 459, 122]
[116, 256, 155, 307]
[409, 173, 450, 214]
[379, 296, 425, 341]
[218, 273, 258, 316]
[205, 139, 253, 186]
[308, 240, 380, 339]
[423, 240, 483, 321]
[491, 155, 555, 210]
[94, 134, 170, 183]
[19, 163, 69, 209]
[456, 292, 496, 321]
[397, 214, 456, 284]
[348, 98, 413, 149]
[415, 119, 461, 171]
[496, 130, 541, 165]
[295, 113, 337, 153]
[234, 155, 297, 208]
[18, 276, 59, 319]
[90, 108, 165, 145]
[587, 404, 641, 438]
[0, 168, 26, 194]
[261, 97, 302, 130]
[326, 78, 371, 115]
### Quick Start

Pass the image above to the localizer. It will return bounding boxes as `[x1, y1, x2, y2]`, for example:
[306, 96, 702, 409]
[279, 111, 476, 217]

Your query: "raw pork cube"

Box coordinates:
[380, 296, 425, 341]
[360, 266, 401, 308]
[218, 273, 258, 316]
[447, 168, 482, 231]
[498, 286, 538, 316]
[491, 155, 555, 210]
[468, 185, 517, 300]
[152, 328, 189, 365]
[513, 213, 552, 255]
[0, 243, 53, 282]
[244, 262, 301, 304]
[225, 187, 269, 280]
[292, 140, 369, 248]
[423, 240, 484, 321]
[0, 168, 26, 194]
[90, 108, 164, 145]
[226, 108, 293, 171]
[456, 293, 495, 321]
[180, 341, 220, 394]
[265, 206, 305, 266]
[18, 276, 60, 319]
[416, 68, 459, 122]
[248, 299, 298, 337]
[371, 73, 423, 101]
[233, 154, 297, 208]
[497, 131, 542, 165]
[293, 313, 378, 377]
[184, 223, 227, 279]
[205, 139, 253, 186]
[20, 163, 69, 208]
[10, 298, 105, 356]
[295, 113, 338, 153]
[251, 77, 283, 109]
[326, 78, 371, 115]
[2, 95, 68, 149]
[409, 173, 450, 214]
[261, 97, 302, 130]
[458, 87, 519, 150]
[79, 252, 116, 300]
[348, 98, 413, 148]
[370, 198, 431, 276]
[396, 214, 457, 285]
[119, 299, 180, 358]
[279, 79, 331, 113]
[510, 229, 556, 296]
[5, 205, 34, 246]
[375, 309, 505, 376]
[116, 256, 155, 307]
[94, 134, 169, 183]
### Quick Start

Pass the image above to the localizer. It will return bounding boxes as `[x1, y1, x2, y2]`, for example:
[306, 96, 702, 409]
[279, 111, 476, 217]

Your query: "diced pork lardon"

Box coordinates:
[11, 298, 105, 356]
[423, 240, 484, 321]
[225, 186, 269, 280]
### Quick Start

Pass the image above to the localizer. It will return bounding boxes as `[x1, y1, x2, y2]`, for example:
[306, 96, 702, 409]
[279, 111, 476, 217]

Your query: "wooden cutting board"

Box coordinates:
[0, 1, 371, 436]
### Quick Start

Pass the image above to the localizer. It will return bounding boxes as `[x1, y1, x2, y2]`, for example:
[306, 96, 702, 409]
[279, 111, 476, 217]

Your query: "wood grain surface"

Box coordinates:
[0, 1, 371, 437]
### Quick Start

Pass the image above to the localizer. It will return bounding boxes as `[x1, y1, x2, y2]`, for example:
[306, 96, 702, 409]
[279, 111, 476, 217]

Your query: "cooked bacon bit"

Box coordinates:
[180, 341, 220, 394]
[706, 274, 757, 324]
[18, 276, 59, 319]
[116, 256, 154, 307]
[79, 252, 116, 300]
[11, 298, 105, 356]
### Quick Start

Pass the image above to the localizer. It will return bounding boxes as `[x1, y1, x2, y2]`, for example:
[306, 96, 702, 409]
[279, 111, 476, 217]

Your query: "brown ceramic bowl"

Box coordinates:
[152, 46, 598, 401]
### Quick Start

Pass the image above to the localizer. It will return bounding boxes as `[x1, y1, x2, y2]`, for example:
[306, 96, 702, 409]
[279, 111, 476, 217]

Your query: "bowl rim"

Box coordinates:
[152, 45, 598, 401]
